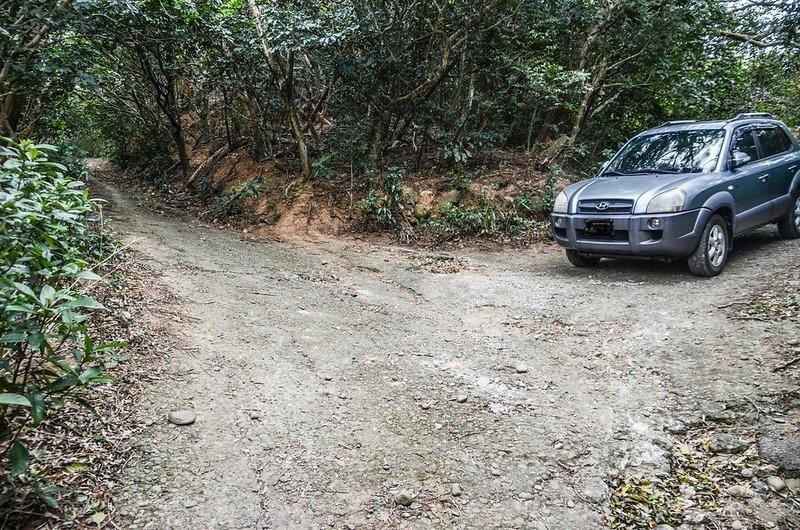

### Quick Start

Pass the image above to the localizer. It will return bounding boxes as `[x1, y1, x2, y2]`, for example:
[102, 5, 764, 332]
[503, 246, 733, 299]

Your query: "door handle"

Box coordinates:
[758, 174, 769, 182]
[790, 165, 798, 172]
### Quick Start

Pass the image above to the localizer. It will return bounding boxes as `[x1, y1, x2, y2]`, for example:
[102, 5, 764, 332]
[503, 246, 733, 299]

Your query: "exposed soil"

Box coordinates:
[93, 170, 799, 529]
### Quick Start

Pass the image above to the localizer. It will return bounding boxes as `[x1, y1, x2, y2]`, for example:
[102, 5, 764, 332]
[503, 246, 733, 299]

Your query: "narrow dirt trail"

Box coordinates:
[96, 177, 799, 529]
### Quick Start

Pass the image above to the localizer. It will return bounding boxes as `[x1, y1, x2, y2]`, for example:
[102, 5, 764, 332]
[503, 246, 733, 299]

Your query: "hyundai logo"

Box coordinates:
[595, 202, 611, 211]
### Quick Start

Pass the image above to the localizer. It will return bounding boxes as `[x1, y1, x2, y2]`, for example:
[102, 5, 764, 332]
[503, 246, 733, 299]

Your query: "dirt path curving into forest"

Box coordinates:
[94, 174, 799, 529]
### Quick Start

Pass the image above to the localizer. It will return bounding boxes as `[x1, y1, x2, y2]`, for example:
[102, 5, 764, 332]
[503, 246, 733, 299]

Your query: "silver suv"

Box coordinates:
[551, 113, 800, 276]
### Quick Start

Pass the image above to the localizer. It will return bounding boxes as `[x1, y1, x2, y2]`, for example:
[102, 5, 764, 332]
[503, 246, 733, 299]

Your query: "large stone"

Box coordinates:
[709, 433, 749, 454]
[759, 424, 800, 478]
[766, 476, 785, 492]
[395, 490, 415, 507]
[167, 410, 196, 425]
[785, 478, 800, 493]
[438, 190, 462, 207]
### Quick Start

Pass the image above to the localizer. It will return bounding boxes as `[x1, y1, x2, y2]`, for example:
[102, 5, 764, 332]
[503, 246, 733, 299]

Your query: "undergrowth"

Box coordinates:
[0, 138, 120, 513]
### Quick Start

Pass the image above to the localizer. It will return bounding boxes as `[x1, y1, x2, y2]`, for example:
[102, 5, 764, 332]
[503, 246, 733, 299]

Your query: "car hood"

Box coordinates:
[572, 174, 689, 202]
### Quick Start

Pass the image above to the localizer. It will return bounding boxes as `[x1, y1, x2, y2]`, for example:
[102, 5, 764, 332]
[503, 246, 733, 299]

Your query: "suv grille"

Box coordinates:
[577, 199, 634, 214]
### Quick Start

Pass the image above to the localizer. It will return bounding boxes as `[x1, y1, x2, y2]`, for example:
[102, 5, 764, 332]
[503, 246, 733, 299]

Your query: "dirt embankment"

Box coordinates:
[92, 170, 800, 530]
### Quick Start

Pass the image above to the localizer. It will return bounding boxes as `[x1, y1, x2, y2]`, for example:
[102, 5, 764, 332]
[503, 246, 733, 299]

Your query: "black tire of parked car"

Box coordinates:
[565, 249, 601, 267]
[777, 193, 800, 239]
[687, 214, 729, 277]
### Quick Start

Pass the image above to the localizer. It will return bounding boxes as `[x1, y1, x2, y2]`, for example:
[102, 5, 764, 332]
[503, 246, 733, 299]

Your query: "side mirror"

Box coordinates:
[730, 151, 751, 169]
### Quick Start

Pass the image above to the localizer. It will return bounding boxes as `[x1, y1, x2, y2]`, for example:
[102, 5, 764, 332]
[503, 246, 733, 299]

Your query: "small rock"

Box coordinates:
[323, 375, 333, 381]
[167, 410, 196, 426]
[456, 394, 468, 403]
[740, 468, 754, 478]
[709, 433, 749, 454]
[338, 392, 347, 400]
[519, 492, 533, 500]
[515, 363, 529, 374]
[766, 476, 785, 492]
[395, 490, 415, 507]
[451, 483, 462, 497]
[725, 485, 751, 498]
[692, 512, 709, 524]
[566, 500, 575, 508]
[184, 499, 198, 508]
[420, 402, 430, 410]
[665, 421, 688, 435]
[752, 481, 769, 493]
[249, 411, 261, 420]
[653, 525, 675, 530]
[756, 464, 779, 477]
[785, 478, 800, 493]
[759, 425, 800, 477]
[731, 521, 743, 530]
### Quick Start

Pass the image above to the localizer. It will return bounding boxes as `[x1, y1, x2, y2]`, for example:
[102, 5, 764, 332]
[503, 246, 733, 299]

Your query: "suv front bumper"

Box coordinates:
[550, 208, 710, 258]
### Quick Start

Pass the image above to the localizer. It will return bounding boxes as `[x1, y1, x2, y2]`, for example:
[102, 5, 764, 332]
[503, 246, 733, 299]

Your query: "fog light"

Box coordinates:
[648, 217, 662, 229]
[554, 217, 564, 228]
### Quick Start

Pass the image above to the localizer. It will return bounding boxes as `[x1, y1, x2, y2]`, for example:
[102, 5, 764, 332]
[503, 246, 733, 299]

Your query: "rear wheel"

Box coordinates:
[566, 249, 601, 267]
[777, 195, 800, 239]
[688, 214, 728, 277]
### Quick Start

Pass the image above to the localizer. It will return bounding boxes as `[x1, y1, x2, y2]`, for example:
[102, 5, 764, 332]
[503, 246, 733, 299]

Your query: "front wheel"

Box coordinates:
[566, 249, 601, 267]
[688, 214, 728, 277]
[777, 195, 800, 239]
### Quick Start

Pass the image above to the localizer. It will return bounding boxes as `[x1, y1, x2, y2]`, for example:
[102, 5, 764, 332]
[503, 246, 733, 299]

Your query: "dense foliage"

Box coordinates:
[0, 1, 797, 237]
[0, 139, 116, 508]
[1, 0, 797, 187]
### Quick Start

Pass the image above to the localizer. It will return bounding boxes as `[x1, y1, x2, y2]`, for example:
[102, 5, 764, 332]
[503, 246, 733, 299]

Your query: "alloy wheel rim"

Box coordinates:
[707, 225, 726, 267]
[794, 197, 800, 230]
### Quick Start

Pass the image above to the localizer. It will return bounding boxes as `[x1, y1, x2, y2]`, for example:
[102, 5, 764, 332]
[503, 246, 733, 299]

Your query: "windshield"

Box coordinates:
[604, 129, 725, 175]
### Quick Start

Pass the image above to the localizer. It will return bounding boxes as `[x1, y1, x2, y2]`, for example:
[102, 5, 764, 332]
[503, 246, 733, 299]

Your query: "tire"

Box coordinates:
[688, 214, 729, 277]
[566, 249, 601, 267]
[777, 194, 800, 239]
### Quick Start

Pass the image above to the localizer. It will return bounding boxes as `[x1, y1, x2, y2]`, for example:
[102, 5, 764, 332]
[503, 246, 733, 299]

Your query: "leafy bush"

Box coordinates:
[358, 167, 408, 228]
[211, 176, 270, 219]
[0, 138, 117, 505]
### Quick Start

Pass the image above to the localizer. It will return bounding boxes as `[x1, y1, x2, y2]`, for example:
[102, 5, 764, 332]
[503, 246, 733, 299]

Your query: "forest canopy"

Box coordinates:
[1, 0, 798, 181]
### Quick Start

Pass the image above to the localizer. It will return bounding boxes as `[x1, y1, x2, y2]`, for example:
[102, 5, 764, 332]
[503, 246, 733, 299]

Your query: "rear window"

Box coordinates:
[756, 127, 792, 157]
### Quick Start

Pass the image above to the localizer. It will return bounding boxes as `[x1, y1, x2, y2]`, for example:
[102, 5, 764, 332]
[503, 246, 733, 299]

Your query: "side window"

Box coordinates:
[732, 131, 758, 163]
[755, 127, 791, 157]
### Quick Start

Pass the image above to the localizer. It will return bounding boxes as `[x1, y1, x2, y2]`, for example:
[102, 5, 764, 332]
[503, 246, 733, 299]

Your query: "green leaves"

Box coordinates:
[0, 137, 119, 498]
[10, 442, 30, 476]
[0, 393, 33, 407]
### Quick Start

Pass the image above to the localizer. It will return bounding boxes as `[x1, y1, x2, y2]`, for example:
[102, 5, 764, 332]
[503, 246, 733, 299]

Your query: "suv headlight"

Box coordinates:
[646, 189, 686, 213]
[553, 191, 568, 213]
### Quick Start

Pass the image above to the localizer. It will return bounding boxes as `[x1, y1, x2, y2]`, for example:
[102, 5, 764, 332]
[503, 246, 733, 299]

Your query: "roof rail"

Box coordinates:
[657, 120, 698, 127]
[732, 112, 776, 121]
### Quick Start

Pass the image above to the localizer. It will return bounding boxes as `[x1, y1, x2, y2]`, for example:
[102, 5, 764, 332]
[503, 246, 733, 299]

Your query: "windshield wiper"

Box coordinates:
[601, 170, 627, 176]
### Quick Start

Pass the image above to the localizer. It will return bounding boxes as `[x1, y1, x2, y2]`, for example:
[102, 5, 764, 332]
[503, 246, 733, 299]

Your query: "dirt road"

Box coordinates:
[97, 177, 799, 529]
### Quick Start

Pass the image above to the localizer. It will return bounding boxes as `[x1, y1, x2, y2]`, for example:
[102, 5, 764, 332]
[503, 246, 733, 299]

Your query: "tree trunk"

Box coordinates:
[368, 109, 391, 169]
[169, 123, 190, 179]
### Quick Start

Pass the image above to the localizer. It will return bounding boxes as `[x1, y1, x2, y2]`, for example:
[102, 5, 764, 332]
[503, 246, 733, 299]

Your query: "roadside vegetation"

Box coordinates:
[0, 139, 120, 517]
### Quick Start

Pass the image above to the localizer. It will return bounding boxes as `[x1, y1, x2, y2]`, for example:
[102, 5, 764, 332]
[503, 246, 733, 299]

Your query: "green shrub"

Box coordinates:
[211, 176, 270, 219]
[358, 167, 408, 228]
[0, 138, 118, 506]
